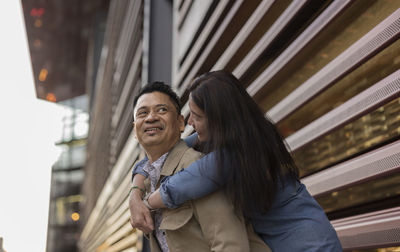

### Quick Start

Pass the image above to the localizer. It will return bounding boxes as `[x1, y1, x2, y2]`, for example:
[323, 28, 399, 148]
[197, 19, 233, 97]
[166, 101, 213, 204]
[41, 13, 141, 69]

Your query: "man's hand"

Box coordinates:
[129, 190, 154, 234]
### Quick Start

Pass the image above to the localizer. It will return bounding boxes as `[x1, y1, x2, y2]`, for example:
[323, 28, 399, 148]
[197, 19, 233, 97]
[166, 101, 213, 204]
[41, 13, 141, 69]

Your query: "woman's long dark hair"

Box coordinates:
[189, 70, 299, 218]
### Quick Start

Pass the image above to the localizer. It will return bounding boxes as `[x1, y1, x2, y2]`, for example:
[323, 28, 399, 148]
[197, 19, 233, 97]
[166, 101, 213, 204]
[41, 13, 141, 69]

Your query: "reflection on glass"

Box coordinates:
[255, 0, 400, 111]
[278, 38, 400, 137]
[316, 172, 400, 214]
[293, 98, 400, 177]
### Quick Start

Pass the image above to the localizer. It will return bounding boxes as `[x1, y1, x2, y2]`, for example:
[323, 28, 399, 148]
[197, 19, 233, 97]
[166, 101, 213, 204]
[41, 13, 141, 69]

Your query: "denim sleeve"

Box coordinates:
[131, 157, 149, 182]
[183, 132, 198, 148]
[160, 151, 222, 208]
[131, 133, 196, 182]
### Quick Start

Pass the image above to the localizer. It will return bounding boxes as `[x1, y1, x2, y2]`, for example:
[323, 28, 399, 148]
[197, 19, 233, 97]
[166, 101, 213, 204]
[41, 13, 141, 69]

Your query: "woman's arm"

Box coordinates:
[183, 132, 198, 147]
[131, 157, 149, 180]
[136, 132, 221, 209]
[131, 133, 198, 179]
[148, 151, 225, 209]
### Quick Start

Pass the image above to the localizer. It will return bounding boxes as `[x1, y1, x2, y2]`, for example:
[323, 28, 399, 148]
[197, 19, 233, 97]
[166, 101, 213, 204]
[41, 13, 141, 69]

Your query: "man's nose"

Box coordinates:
[145, 110, 159, 122]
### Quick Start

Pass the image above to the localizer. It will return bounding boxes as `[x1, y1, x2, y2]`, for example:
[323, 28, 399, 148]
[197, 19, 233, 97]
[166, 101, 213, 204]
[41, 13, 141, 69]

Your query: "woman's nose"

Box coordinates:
[187, 114, 194, 126]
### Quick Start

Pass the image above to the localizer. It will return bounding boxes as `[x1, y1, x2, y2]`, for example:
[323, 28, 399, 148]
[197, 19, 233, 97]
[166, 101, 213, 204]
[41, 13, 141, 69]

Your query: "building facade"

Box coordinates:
[80, 0, 400, 251]
[24, 0, 400, 251]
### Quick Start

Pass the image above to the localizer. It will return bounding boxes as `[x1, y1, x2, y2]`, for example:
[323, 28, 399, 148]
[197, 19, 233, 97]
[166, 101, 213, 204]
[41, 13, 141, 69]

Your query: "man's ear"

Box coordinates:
[178, 115, 185, 132]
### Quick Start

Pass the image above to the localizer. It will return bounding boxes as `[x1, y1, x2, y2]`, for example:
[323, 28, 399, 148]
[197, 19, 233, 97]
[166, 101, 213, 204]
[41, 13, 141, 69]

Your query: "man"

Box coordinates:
[129, 82, 270, 252]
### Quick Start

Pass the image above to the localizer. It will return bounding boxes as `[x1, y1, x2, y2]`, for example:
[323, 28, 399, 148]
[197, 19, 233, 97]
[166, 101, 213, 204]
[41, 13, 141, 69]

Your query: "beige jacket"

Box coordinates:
[144, 140, 270, 252]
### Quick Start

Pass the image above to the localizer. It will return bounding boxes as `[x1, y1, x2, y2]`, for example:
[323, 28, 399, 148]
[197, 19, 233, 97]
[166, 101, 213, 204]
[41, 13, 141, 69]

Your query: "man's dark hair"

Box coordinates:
[133, 81, 182, 114]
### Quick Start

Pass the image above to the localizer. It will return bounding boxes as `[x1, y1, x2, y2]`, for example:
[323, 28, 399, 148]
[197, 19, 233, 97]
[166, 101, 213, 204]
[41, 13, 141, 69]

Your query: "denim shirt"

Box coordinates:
[132, 133, 342, 252]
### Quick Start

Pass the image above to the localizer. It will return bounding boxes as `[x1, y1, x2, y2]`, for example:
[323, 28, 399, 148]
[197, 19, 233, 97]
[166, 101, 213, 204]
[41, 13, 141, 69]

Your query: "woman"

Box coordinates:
[132, 71, 342, 251]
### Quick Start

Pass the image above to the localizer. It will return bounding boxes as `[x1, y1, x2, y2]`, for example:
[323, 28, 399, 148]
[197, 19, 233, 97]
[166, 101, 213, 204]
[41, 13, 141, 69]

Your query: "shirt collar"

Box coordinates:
[143, 152, 168, 174]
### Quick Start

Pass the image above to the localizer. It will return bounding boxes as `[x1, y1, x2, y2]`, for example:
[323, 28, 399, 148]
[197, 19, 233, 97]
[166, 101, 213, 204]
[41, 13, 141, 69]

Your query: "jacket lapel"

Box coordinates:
[160, 140, 188, 177]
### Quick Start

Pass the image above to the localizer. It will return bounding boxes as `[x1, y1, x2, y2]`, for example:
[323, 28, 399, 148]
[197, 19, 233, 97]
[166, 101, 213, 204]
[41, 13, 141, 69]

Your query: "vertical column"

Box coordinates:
[142, 0, 173, 86]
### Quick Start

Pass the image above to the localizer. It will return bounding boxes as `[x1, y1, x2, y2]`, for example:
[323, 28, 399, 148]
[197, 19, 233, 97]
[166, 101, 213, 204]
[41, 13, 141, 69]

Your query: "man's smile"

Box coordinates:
[144, 125, 164, 135]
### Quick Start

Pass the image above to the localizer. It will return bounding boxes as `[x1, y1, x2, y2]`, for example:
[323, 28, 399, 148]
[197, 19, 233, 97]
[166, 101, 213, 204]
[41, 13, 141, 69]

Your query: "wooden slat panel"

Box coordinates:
[286, 70, 400, 151]
[246, 0, 352, 96]
[268, 8, 400, 123]
[302, 140, 400, 197]
[175, 0, 231, 87]
[113, 0, 142, 93]
[232, 0, 307, 78]
[332, 207, 400, 250]
[211, 0, 275, 71]
[81, 132, 139, 240]
[112, 41, 142, 129]
[106, 233, 138, 252]
[105, 222, 134, 247]
[177, 0, 193, 30]
[177, 0, 250, 96]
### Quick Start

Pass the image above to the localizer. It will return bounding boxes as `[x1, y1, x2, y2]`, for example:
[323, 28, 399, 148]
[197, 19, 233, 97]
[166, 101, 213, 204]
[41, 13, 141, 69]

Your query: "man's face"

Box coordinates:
[133, 91, 184, 151]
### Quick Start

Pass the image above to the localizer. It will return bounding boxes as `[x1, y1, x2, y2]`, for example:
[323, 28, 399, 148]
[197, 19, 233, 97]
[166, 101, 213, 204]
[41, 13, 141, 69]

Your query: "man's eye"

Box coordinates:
[158, 107, 168, 112]
[137, 111, 147, 117]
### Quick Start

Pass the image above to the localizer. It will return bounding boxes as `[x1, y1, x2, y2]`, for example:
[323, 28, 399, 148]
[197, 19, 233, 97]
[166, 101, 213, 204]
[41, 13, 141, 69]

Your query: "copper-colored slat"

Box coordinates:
[246, 0, 352, 96]
[178, 0, 253, 95]
[302, 140, 400, 197]
[232, 0, 307, 78]
[286, 70, 400, 151]
[268, 8, 400, 123]
[332, 206, 400, 250]
[175, 0, 232, 88]
[211, 0, 276, 70]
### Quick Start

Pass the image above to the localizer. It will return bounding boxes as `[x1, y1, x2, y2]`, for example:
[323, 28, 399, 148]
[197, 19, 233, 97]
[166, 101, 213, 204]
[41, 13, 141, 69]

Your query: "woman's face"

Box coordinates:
[188, 95, 209, 142]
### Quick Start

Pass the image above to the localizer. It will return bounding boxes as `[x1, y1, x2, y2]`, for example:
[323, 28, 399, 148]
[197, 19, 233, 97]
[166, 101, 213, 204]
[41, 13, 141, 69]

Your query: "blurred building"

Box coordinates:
[21, 0, 109, 251]
[45, 96, 88, 252]
[23, 0, 400, 251]
[0, 237, 5, 252]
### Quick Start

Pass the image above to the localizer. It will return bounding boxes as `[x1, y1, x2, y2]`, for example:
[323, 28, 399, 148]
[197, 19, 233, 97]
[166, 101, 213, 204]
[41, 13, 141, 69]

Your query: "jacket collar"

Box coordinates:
[160, 140, 188, 176]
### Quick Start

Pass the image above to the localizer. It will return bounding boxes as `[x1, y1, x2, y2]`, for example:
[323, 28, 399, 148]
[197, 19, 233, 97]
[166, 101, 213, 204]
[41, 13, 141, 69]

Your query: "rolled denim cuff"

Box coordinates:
[135, 170, 149, 178]
[160, 181, 179, 209]
[131, 158, 149, 182]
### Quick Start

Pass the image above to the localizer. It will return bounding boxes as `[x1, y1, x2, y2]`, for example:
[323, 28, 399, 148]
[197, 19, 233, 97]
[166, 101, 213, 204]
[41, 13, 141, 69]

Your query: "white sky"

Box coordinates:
[0, 1, 64, 251]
